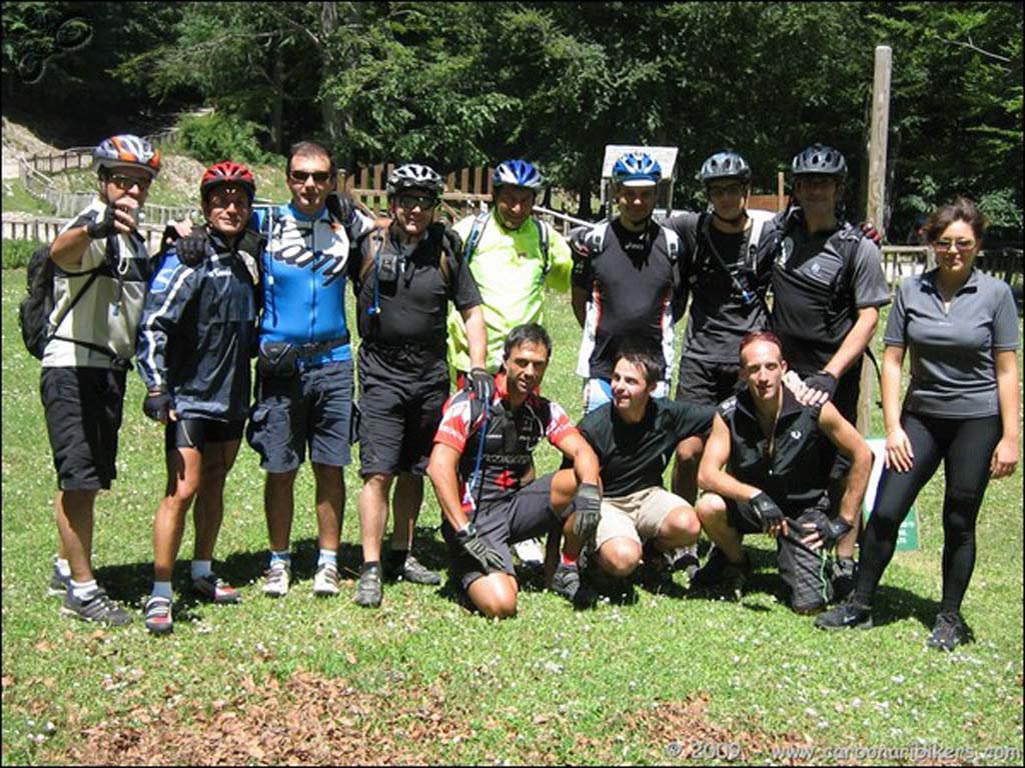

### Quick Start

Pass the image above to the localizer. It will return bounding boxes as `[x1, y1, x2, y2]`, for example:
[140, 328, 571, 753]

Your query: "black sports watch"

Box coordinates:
[455, 523, 477, 541]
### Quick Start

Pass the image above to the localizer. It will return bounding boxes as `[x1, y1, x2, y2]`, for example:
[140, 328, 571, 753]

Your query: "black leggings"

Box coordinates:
[855, 412, 1002, 614]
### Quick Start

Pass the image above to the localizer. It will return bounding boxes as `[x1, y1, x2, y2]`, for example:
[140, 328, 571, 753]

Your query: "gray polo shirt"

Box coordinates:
[884, 268, 1019, 418]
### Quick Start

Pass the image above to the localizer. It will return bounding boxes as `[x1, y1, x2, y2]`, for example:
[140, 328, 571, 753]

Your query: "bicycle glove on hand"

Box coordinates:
[176, 228, 210, 267]
[143, 390, 173, 422]
[86, 206, 116, 240]
[815, 517, 853, 548]
[751, 492, 785, 531]
[803, 371, 838, 400]
[469, 367, 495, 404]
[572, 483, 602, 540]
[457, 527, 506, 573]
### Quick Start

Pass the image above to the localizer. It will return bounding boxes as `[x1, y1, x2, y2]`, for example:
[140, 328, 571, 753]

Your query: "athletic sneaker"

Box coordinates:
[61, 589, 132, 626]
[831, 557, 858, 602]
[354, 564, 383, 607]
[192, 573, 241, 604]
[814, 598, 874, 630]
[48, 564, 71, 597]
[689, 546, 750, 597]
[262, 563, 291, 598]
[388, 554, 441, 586]
[144, 595, 173, 635]
[926, 611, 966, 652]
[673, 544, 701, 581]
[550, 562, 581, 602]
[312, 562, 340, 597]
[513, 538, 545, 568]
[642, 540, 674, 580]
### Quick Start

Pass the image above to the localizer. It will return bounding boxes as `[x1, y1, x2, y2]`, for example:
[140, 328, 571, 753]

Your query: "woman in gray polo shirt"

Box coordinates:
[816, 197, 1019, 650]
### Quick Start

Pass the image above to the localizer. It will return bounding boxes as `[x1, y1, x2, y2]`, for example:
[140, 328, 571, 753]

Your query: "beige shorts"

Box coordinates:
[594, 487, 691, 549]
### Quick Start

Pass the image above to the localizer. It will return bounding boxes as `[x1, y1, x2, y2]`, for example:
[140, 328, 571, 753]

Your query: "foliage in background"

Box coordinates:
[1, 239, 44, 270]
[3, 1, 1022, 236]
[176, 113, 275, 167]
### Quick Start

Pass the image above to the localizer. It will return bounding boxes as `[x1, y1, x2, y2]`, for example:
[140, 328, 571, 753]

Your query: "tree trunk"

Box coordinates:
[320, 1, 339, 144]
[575, 179, 593, 219]
[270, 50, 284, 153]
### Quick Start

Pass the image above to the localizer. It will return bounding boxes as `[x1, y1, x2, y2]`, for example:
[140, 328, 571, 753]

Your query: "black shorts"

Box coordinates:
[357, 353, 449, 476]
[676, 357, 743, 406]
[443, 474, 563, 592]
[726, 497, 834, 612]
[246, 360, 353, 472]
[165, 418, 244, 453]
[40, 367, 126, 491]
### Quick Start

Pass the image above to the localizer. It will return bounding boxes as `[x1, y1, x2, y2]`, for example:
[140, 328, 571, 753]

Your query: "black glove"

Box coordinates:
[468, 367, 495, 404]
[813, 516, 853, 548]
[860, 221, 882, 246]
[572, 483, 602, 540]
[457, 525, 506, 573]
[143, 389, 173, 422]
[751, 492, 785, 532]
[803, 370, 838, 400]
[325, 191, 354, 225]
[176, 227, 210, 267]
[86, 206, 116, 240]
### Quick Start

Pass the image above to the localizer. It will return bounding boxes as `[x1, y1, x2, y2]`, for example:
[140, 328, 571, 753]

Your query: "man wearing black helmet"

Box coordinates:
[762, 143, 890, 586]
[43, 134, 162, 625]
[348, 163, 488, 607]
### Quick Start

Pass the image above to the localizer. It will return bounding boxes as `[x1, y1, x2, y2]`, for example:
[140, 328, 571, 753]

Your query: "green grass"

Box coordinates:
[1, 178, 56, 216]
[2, 274, 1022, 765]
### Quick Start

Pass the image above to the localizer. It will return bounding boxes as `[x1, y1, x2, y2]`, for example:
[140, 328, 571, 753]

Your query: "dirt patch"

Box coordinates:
[2, 117, 64, 179]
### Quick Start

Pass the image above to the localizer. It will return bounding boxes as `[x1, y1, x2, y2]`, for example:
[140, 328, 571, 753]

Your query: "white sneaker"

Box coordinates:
[513, 538, 545, 567]
[262, 563, 291, 598]
[312, 562, 339, 597]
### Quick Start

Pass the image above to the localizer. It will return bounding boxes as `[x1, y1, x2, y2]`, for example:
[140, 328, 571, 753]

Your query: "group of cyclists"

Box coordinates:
[37, 132, 1018, 651]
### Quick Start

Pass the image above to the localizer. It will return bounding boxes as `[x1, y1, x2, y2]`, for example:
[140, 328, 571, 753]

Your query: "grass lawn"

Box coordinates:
[2, 270, 1022, 765]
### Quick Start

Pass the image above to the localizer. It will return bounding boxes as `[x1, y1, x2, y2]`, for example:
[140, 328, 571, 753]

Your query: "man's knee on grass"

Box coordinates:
[467, 572, 518, 618]
[598, 538, 642, 577]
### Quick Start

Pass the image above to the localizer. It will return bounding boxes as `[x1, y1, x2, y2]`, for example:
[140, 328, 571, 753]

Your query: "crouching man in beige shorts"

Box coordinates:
[575, 345, 715, 580]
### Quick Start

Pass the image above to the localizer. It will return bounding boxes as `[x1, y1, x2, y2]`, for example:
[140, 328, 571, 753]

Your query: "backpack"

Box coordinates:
[354, 222, 461, 291]
[18, 244, 102, 360]
[688, 209, 773, 315]
[462, 211, 551, 278]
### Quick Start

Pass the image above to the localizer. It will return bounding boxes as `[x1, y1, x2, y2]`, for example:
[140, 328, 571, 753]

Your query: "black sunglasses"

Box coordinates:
[289, 170, 333, 184]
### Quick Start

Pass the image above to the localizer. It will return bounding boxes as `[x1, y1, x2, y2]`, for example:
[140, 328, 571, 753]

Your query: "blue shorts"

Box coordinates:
[246, 360, 353, 472]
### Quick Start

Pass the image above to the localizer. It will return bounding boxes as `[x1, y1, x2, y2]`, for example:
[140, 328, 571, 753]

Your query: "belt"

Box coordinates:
[295, 334, 350, 358]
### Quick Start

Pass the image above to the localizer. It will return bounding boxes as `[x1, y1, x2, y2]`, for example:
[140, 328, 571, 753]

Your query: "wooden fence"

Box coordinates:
[341, 163, 494, 217]
[2, 214, 166, 253]
[18, 128, 180, 175]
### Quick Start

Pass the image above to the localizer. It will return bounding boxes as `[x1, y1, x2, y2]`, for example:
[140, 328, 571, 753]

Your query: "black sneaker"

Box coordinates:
[550, 562, 581, 603]
[61, 589, 132, 626]
[831, 557, 858, 602]
[690, 546, 749, 597]
[926, 611, 966, 652]
[642, 540, 674, 580]
[388, 554, 441, 586]
[48, 563, 71, 597]
[354, 564, 383, 608]
[672, 545, 701, 581]
[814, 598, 873, 630]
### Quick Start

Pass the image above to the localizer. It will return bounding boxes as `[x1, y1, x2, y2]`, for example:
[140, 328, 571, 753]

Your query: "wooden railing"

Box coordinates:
[341, 163, 494, 217]
[1, 214, 165, 253]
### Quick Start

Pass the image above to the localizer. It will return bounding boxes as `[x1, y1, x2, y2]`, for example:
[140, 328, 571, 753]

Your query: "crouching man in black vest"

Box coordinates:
[692, 331, 872, 614]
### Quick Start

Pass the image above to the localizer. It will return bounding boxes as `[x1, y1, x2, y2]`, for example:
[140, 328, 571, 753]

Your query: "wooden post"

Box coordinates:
[776, 171, 785, 211]
[859, 45, 892, 435]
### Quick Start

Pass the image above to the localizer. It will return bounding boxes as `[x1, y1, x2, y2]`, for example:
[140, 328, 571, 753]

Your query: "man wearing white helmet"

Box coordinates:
[43, 134, 162, 625]
[348, 164, 488, 607]
[447, 159, 574, 570]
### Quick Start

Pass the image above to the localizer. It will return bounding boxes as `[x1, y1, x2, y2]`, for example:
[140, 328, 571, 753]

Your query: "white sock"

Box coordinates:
[269, 550, 291, 569]
[55, 557, 71, 578]
[317, 549, 337, 568]
[69, 579, 98, 601]
[151, 581, 173, 601]
[191, 560, 213, 581]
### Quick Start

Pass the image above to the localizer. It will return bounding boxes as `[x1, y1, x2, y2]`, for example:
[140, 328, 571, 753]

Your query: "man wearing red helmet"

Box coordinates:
[135, 162, 262, 634]
[44, 134, 162, 625]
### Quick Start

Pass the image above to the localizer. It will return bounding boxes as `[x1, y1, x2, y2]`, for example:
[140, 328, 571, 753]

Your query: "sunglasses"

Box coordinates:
[107, 173, 152, 191]
[288, 170, 333, 184]
[396, 194, 437, 210]
[932, 238, 976, 252]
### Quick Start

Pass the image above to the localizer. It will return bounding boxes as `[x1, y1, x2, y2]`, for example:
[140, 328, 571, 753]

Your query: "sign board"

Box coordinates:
[862, 438, 919, 551]
[600, 144, 679, 220]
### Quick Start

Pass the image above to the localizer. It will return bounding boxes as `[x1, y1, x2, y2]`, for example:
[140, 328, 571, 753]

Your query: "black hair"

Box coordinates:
[287, 141, 338, 178]
[503, 323, 552, 360]
[614, 342, 664, 386]
[926, 196, 987, 244]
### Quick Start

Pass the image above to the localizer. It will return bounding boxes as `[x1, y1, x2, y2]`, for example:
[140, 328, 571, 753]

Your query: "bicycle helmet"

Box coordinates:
[699, 151, 751, 183]
[386, 163, 445, 197]
[612, 152, 661, 187]
[93, 134, 161, 178]
[200, 161, 256, 204]
[791, 143, 847, 178]
[492, 159, 544, 191]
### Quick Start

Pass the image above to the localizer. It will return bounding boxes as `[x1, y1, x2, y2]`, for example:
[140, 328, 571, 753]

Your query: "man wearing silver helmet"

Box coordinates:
[349, 164, 488, 607]
[43, 134, 162, 625]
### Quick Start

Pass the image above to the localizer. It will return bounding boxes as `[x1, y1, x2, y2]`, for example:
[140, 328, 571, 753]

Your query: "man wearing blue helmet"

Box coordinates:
[569, 151, 685, 413]
[447, 159, 574, 570]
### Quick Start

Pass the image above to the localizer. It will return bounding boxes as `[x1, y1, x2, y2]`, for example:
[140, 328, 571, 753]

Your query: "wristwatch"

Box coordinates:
[455, 522, 477, 541]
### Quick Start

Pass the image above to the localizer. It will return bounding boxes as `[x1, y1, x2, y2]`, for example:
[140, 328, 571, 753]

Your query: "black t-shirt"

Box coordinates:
[571, 219, 679, 379]
[670, 212, 770, 364]
[767, 215, 889, 372]
[352, 223, 480, 362]
[577, 398, 714, 497]
[719, 387, 831, 512]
